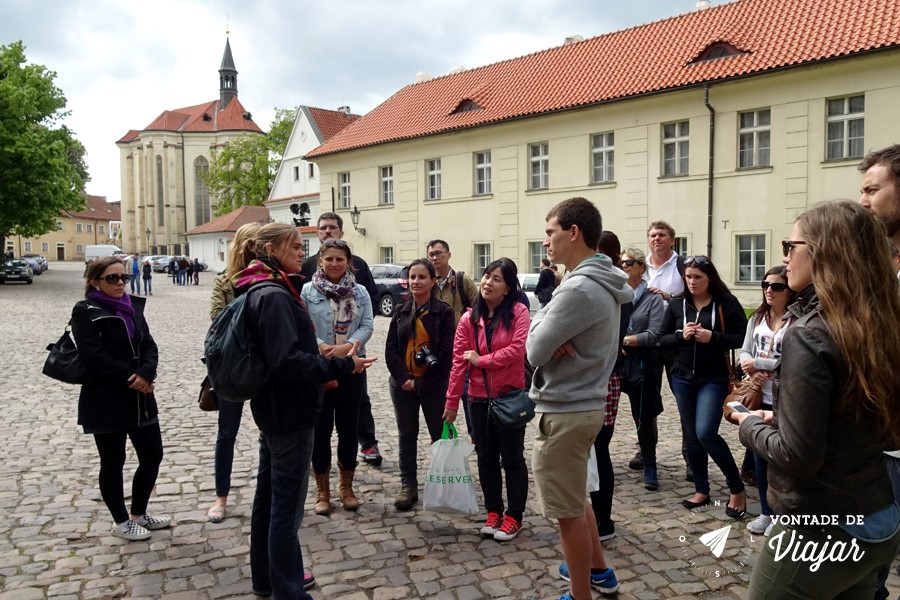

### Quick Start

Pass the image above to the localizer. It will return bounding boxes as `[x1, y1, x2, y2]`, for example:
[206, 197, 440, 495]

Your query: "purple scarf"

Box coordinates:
[87, 289, 137, 338]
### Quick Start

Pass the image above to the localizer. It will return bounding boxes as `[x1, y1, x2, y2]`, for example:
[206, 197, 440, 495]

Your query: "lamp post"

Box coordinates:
[350, 205, 366, 236]
[145, 228, 151, 253]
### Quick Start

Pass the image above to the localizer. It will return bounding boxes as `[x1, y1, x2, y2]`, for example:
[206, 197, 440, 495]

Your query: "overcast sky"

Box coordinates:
[2, 0, 716, 202]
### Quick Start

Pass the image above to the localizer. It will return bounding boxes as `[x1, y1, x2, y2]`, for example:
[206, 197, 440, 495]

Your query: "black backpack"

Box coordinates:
[204, 282, 278, 403]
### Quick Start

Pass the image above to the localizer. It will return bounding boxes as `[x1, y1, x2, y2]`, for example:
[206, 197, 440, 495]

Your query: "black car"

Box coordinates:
[370, 263, 410, 317]
[0, 260, 34, 284]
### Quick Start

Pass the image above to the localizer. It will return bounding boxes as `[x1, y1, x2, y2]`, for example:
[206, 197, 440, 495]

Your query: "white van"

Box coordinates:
[85, 244, 124, 263]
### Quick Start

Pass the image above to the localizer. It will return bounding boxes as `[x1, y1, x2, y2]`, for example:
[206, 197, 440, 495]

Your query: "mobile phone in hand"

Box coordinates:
[727, 401, 750, 413]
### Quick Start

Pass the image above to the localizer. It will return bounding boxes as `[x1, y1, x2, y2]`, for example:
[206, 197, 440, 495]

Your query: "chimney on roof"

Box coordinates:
[415, 70, 433, 84]
[694, 0, 711, 10]
[563, 35, 584, 45]
[337, 106, 351, 115]
[219, 37, 239, 109]
[448, 66, 465, 75]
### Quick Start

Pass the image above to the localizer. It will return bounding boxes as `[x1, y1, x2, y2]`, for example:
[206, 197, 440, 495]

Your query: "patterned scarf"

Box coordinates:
[87, 288, 136, 338]
[312, 269, 358, 344]
[232, 258, 304, 304]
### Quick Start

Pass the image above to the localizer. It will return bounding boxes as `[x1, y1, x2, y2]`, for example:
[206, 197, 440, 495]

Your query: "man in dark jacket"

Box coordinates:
[533, 258, 556, 308]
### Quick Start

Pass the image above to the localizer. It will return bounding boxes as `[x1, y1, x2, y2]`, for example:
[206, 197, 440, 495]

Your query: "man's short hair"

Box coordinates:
[546, 197, 602, 251]
[426, 239, 450, 252]
[859, 145, 900, 188]
[647, 221, 675, 238]
[541, 257, 551, 267]
[318, 212, 343, 230]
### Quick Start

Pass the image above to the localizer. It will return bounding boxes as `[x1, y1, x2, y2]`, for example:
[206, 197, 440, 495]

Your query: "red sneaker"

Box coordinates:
[493, 515, 522, 541]
[480, 512, 502, 537]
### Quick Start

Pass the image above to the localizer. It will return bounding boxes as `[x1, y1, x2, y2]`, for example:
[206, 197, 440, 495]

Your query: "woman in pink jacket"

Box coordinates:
[443, 257, 530, 542]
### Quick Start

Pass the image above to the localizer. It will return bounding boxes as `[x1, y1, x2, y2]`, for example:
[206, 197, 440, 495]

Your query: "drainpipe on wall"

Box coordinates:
[180, 131, 188, 256]
[704, 85, 716, 257]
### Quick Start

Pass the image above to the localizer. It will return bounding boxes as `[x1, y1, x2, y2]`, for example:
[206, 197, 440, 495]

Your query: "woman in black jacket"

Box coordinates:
[72, 256, 167, 542]
[659, 255, 747, 517]
[386, 258, 455, 511]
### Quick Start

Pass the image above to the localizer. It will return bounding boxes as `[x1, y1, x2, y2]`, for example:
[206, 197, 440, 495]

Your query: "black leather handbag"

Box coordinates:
[43, 324, 90, 385]
[473, 318, 535, 431]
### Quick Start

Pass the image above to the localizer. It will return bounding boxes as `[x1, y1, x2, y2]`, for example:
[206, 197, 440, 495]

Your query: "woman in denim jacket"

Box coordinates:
[301, 239, 374, 514]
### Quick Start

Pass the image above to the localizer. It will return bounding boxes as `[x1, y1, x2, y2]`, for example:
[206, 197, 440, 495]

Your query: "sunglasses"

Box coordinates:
[322, 239, 349, 248]
[99, 274, 131, 284]
[684, 255, 710, 267]
[621, 259, 643, 268]
[781, 239, 807, 257]
[760, 281, 788, 292]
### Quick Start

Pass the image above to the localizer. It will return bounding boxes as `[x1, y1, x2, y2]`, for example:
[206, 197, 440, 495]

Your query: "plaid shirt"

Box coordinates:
[604, 370, 621, 427]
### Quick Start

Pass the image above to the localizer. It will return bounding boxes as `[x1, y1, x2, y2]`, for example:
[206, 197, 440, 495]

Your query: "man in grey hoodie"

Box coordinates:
[527, 197, 633, 600]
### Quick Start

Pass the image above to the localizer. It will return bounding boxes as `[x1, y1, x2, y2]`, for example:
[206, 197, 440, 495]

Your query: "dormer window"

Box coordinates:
[202, 113, 211, 122]
[690, 41, 747, 64]
[450, 99, 482, 115]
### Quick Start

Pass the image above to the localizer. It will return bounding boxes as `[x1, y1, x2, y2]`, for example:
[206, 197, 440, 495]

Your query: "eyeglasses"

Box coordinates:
[684, 255, 710, 267]
[427, 250, 446, 259]
[781, 239, 807, 257]
[322, 239, 348, 248]
[621, 259, 643, 268]
[99, 274, 131, 284]
[317, 224, 341, 232]
[760, 281, 788, 292]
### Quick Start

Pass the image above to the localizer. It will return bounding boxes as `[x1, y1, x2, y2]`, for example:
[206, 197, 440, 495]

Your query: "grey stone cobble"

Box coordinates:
[0, 261, 897, 598]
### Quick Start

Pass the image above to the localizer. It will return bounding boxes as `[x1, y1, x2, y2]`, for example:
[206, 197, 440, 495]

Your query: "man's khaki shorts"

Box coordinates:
[531, 410, 604, 519]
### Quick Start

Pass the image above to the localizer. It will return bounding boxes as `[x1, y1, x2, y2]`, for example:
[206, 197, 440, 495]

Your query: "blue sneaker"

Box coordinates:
[558, 563, 620, 595]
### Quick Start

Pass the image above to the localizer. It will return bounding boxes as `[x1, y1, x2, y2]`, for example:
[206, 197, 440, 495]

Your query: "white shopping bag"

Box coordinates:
[423, 422, 479, 514]
[586, 445, 600, 493]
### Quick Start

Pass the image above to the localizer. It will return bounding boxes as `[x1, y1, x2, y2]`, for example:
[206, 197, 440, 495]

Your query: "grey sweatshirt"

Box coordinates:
[526, 254, 634, 414]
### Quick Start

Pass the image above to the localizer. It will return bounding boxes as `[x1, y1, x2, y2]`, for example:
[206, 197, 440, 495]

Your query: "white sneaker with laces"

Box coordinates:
[135, 514, 171, 530]
[764, 516, 776, 537]
[747, 514, 772, 535]
[112, 520, 151, 541]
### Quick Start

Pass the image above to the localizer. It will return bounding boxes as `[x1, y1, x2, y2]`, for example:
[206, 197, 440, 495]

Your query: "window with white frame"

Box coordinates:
[380, 166, 394, 205]
[426, 159, 441, 200]
[826, 94, 865, 160]
[528, 241, 547, 273]
[24, 242, 32, 252]
[339, 172, 351, 209]
[736, 234, 766, 283]
[76, 223, 83, 233]
[76, 244, 83, 253]
[674, 236, 688, 257]
[98, 225, 105, 234]
[293, 166, 300, 181]
[41, 242, 48, 252]
[381, 246, 394, 264]
[662, 121, 690, 176]
[87, 224, 93, 233]
[529, 143, 549, 189]
[56, 221, 63, 230]
[739, 109, 771, 168]
[474, 151, 492, 195]
[474, 243, 492, 274]
[591, 132, 615, 183]
[302, 239, 310, 257]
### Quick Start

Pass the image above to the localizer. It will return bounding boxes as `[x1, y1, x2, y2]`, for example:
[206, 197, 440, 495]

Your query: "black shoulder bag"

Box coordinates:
[43, 321, 91, 385]
[472, 317, 535, 431]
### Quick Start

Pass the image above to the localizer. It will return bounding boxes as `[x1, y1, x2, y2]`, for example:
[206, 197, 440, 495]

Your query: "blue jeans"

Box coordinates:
[250, 428, 315, 599]
[671, 375, 743, 496]
[130, 274, 141, 294]
[755, 451, 772, 516]
[874, 454, 900, 600]
[142, 277, 152, 294]
[215, 400, 244, 497]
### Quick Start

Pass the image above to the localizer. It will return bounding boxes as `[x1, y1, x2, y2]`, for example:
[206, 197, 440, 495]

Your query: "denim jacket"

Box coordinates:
[300, 282, 374, 356]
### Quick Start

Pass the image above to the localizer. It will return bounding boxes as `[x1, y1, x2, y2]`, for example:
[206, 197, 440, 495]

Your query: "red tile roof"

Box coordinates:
[307, 107, 360, 141]
[63, 194, 121, 221]
[186, 205, 271, 235]
[117, 98, 262, 143]
[307, 0, 900, 158]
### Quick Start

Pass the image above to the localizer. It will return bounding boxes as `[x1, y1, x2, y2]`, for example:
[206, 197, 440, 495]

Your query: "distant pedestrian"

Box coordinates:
[193, 258, 201, 285]
[128, 253, 142, 295]
[142, 260, 153, 296]
[169, 257, 177, 284]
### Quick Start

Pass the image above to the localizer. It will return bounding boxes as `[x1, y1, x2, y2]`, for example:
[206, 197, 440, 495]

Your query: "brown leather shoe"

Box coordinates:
[394, 486, 418, 511]
[313, 469, 331, 515]
[338, 463, 360, 511]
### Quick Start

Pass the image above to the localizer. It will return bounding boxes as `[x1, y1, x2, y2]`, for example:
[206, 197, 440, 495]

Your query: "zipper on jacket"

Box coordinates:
[92, 313, 145, 426]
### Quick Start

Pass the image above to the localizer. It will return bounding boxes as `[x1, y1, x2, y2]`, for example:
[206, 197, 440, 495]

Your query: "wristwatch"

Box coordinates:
[623, 336, 631, 347]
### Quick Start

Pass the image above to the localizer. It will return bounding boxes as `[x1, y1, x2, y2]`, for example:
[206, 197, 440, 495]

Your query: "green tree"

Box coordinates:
[206, 107, 297, 216]
[0, 41, 89, 250]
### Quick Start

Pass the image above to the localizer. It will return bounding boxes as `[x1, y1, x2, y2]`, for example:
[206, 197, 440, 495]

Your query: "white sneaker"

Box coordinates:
[746, 514, 772, 534]
[112, 520, 151, 541]
[135, 514, 171, 530]
[764, 516, 776, 537]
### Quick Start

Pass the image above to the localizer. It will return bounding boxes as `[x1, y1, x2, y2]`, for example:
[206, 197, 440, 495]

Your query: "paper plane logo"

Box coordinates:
[699, 525, 732, 558]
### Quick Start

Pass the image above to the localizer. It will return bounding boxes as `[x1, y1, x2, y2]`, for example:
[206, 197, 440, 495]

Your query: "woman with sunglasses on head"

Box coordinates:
[659, 255, 748, 518]
[735, 266, 796, 537]
[71, 256, 169, 541]
[386, 258, 455, 511]
[443, 258, 530, 541]
[301, 239, 374, 515]
[734, 202, 900, 598]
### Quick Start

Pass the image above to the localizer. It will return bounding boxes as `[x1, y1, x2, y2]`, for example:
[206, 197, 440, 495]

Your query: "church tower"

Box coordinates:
[219, 38, 238, 109]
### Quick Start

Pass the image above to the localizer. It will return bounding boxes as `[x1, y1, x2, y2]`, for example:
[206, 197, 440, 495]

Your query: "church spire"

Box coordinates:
[219, 37, 238, 109]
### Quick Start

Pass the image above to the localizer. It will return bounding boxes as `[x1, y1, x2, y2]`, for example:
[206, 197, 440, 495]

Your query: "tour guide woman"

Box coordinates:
[734, 201, 900, 598]
[386, 258, 455, 511]
[233, 223, 375, 599]
[444, 257, 530, 541]
[72, 256, 169, 541]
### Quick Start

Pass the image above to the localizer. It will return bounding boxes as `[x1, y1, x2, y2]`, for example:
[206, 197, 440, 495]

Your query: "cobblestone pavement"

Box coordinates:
[1, 261, 897, 600]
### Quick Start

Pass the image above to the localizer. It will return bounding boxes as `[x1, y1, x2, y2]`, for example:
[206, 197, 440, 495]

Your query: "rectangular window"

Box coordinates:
[41, 242, 48, 252]
[24, 242, 32, 252]
[662, 121, 690, 176]
[529, 143, 549, 189]
[98, 225, 105, 234]
[738, 109, 771, 168]
[474, 151, 492, 195]
[56, 221, 64, 231]
[380, 246, 394, 264]
[474, 243, 492, 274]
[76, 223, 83, 233]
[76, 244, 83, 253]
[528, 241, 547, 273]
[293, 166, 300, 181]
[591, 132, 615, 183]
[86, 224, 93, 233]
[302, 239, 310, 257]
[380, 166, 394, 205]
[674, 236, 688, 257]
[426, 159, 441, 200]
[736, 234, 766, 283]
[826, 94, 865, 160]
[339, 172, 351, 209]
[308, 163, 314, 178]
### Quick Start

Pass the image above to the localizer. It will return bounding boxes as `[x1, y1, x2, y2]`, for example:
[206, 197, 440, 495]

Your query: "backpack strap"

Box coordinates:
[456, 271, 471, 310]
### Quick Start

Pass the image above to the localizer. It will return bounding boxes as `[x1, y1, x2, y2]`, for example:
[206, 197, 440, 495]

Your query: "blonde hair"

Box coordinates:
[254, 223, 299, 266]
[797, 201, 900, 447]
[227, 222, 262, 277]
[621, 246, 647, 264]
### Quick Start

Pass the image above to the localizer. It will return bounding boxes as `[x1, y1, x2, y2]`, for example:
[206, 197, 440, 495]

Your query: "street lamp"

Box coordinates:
[350, 205, 366, 236]
[145, 228, 151, 253]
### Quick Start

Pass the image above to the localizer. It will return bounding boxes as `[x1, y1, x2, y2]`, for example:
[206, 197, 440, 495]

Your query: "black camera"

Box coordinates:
[414, 346, 439, 369]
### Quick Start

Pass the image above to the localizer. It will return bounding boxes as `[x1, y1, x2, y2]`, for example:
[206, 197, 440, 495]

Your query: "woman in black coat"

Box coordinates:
[71, 256, 168, 542]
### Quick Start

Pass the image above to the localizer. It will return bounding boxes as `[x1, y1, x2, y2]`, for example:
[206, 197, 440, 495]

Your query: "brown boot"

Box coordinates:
[338, 463, 360, 511]
[313, 469, 331, 515]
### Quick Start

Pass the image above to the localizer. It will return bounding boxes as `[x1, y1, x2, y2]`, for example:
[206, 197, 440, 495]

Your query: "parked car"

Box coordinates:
[370, 263, 410, 317]
[151, 255, 174, 273]
[19, 256, 43, 275]
[22, 254, 48, 272]
[0, 260, 34, 284]
[517, 273, 540, 317]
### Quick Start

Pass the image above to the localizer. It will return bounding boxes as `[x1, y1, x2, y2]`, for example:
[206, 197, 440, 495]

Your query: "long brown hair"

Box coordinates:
[749, 265, 796, 326]
[84, 256, 125, 294]
[797, 201, 900, 447]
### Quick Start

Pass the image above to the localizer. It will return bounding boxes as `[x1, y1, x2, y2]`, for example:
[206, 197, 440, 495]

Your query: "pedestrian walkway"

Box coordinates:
[0, 261, 896, 599]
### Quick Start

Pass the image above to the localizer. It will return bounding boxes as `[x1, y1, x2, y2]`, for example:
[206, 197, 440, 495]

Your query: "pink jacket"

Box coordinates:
[445, 302, 530, 411]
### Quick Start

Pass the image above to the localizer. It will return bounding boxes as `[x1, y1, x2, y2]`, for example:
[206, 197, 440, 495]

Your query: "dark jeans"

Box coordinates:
[93, 423, 163, 523]
[624, 355, 662, 468]
[129, 275, 141, 295]
[389, 377, 445, 487]
[874, 454, 900, 600]
[142, 277, 152, 294]
[656, 348, 691, 468]
[467, 400, 528, 522]
[357, 371, 378, 451]
[215, 400, 244, 497]
[754, 452, 772, 516]
[313, 371, 364, 472]
[589, 424, 616, 531]
[672, 375, 743, 496]
[250, 428, 315, 600]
